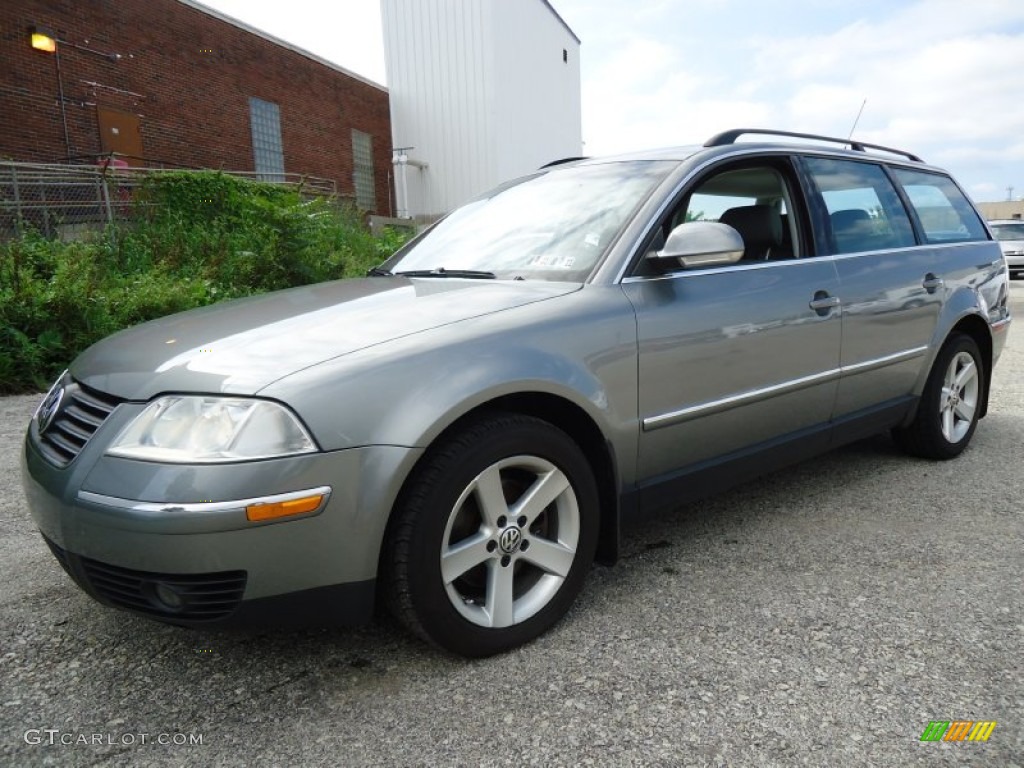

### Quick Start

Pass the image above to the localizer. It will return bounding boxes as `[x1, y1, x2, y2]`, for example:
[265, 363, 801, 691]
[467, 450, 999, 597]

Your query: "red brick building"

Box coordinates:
[0, 0, 393, 212]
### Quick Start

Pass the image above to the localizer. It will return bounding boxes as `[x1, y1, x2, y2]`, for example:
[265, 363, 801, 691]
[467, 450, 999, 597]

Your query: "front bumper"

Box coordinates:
[22, 401, 422, 628]
[39, 533, 375, 628]
[1005, 252, 1024, 272]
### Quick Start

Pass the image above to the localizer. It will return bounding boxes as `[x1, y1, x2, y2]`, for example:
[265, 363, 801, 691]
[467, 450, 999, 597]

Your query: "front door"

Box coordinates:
[625, 262, 841, 482]
[622, 158, 842, 500]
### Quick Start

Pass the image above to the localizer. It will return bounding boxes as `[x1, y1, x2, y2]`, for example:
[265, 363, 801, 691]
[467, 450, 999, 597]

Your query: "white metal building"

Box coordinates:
[381, 0, 582, 220]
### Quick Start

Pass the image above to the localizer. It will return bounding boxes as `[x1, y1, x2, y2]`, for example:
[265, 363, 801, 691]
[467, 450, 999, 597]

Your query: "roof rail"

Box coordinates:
[704, 128, 923, 163]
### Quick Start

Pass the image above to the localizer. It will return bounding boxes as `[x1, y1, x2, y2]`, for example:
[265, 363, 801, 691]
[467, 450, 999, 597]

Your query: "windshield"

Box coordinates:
[385, 161, 675, 281]
[992, 222, 1024, 241]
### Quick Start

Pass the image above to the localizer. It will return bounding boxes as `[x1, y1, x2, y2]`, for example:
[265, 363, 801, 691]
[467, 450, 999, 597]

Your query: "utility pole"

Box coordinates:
[1008, 185, 1015, 201]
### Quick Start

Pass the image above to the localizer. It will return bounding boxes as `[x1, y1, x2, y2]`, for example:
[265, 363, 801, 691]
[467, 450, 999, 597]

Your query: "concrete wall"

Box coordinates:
[381, 0, 495, 218]
[381, 0, 582, 218]
[492, 0, 582, 181]
[977, 201, 1024, 221]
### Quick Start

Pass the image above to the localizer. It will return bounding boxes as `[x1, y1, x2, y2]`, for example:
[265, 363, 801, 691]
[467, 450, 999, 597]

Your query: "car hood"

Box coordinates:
[72, 278, 580, 400]
[998, 239, 1024, 254]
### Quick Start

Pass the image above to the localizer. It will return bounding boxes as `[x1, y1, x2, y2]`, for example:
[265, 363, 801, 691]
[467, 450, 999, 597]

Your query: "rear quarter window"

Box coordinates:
[890, 168, 988, 244]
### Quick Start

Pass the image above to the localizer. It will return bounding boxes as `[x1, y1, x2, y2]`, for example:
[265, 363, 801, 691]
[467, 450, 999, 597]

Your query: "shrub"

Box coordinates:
[0, 171, 413, 394]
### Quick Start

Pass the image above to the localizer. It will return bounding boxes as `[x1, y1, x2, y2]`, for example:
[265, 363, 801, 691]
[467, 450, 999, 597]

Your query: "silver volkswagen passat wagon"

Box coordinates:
[22, 129, 1011, 656]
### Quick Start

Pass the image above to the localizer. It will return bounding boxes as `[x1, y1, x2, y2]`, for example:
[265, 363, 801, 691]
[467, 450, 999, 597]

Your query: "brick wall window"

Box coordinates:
[352, 129, 375, 210]
[249, 97, 284, 181]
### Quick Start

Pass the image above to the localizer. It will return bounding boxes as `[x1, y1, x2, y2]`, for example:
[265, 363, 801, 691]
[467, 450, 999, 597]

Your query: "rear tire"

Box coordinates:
[383, 412, 599, 657]
[893, 333, 983, 459]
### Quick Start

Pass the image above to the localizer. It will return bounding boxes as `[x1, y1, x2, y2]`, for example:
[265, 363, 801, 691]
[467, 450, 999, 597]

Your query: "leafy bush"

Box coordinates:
[0, 171, 413, 393]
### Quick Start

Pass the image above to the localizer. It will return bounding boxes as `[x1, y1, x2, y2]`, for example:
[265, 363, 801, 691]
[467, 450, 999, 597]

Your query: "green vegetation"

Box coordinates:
[0, 171, 412, 394]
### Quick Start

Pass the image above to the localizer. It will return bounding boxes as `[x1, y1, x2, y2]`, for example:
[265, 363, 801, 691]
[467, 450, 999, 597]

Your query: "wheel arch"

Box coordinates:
[378, 391, 621, 583]
[948, 313, 993, 419]
[910, 286, 996, 426]
[483, 392, 620, 565]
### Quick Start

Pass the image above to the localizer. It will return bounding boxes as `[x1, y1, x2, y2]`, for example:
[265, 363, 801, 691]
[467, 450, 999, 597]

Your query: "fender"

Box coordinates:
[262, 286, 641, 483]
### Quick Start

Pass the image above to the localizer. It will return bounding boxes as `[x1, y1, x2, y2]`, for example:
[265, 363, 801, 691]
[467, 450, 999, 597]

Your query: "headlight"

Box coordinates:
[106, 396, 317, 463]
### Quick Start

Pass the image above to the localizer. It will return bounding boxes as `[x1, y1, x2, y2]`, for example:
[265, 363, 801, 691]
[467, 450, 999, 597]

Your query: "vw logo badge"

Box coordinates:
[499, 527, 522, 554]
[37, 386, 65, 434]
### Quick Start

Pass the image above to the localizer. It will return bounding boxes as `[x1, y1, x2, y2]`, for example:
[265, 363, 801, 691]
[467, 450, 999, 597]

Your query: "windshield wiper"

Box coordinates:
[394, 268, 496, 279]
[367, 266, 393, 276]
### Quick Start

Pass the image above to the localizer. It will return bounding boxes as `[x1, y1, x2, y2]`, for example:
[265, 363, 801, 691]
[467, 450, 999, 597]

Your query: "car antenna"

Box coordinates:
[847, 98, 867, 144]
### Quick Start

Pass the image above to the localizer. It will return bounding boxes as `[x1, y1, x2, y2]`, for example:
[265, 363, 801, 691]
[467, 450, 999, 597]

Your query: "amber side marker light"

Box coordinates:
[246, 494, 324, 522]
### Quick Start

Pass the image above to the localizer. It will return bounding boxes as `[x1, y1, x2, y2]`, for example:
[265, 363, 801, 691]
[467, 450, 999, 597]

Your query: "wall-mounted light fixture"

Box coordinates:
[29, 24, 122, 160]
[30, 26, 57, 53]
[29, 24, 121, 61]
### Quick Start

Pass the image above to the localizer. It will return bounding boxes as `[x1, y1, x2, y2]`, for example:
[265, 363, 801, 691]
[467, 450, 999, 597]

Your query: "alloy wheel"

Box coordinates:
[439, 455, 580, 628]
[939, 350, 979, 444]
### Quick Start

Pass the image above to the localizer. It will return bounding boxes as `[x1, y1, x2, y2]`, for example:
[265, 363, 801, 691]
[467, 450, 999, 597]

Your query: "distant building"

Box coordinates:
[382, 0, 583, 219]
[0, 0, 392, 212]
[976, 201, 1024, 221]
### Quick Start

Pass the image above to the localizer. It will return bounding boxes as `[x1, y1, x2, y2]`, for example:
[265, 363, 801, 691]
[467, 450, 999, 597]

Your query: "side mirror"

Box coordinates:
[646, 221, 745, 270]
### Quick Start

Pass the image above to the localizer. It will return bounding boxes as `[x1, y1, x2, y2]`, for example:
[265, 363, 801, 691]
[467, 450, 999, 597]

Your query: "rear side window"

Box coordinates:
[890, 169, 988, 244]
[803, 158, 916, 255]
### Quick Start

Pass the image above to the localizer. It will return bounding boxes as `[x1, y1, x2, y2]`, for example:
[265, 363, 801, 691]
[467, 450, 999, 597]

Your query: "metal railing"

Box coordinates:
[0, 159, 339, 240]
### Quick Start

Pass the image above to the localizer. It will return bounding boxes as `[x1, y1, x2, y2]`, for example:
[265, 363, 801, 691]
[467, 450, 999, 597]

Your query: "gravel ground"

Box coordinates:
[1, 286, 1022, 767]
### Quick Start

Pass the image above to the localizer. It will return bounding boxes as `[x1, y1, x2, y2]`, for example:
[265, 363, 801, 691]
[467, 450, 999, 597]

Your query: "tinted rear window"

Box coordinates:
[890, 168, 988, 244]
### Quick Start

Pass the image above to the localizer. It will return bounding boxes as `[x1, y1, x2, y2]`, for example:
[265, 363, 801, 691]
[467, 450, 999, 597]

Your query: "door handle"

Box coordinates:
[809, 291, 840, 315]
[922, 273, 944, 293]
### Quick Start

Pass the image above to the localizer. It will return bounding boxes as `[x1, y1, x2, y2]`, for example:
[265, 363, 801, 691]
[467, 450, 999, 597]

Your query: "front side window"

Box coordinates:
[680, 165, 799, 260]
[386, 160, 675, 282]
[249, 97, 284, 182]
[629, 161, 808, 276]
[890, 168, 988, 244]
[803, 157, 916, 255]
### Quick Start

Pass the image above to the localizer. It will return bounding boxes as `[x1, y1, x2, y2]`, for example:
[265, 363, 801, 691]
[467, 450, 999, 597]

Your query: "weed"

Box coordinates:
[0, 172, 412, 393]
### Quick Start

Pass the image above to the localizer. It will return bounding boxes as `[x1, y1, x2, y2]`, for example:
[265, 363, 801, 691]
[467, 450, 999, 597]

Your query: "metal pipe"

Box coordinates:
[54, 46, 72, 159]
[58, 39, 120, 61]
[393, 152, 410, 219]
[100, 168, 113, 225]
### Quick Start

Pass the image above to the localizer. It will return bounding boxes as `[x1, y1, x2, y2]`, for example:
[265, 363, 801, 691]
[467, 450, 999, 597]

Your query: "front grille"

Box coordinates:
[79, 558, 247, 621]
[36, 381, 122, 467]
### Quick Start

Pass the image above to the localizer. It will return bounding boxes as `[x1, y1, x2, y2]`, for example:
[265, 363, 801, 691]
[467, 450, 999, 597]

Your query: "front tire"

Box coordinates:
[383, 412, 599, 657]
[893, 333, 983, 459]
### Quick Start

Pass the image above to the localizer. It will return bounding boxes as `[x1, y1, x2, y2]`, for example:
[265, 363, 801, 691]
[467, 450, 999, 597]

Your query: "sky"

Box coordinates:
[196, 0, 1024, 203]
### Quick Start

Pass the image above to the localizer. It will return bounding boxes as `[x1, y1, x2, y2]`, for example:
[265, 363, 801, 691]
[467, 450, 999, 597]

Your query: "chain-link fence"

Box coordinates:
[0, 161, 339, 241]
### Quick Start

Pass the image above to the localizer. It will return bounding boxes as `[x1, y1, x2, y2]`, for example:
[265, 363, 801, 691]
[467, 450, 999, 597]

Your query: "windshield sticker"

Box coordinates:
[528, 254, 577, 269]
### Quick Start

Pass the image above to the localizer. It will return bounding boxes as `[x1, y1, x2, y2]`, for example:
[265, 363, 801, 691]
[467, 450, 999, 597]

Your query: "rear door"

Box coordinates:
[800, 157, 992, 421]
